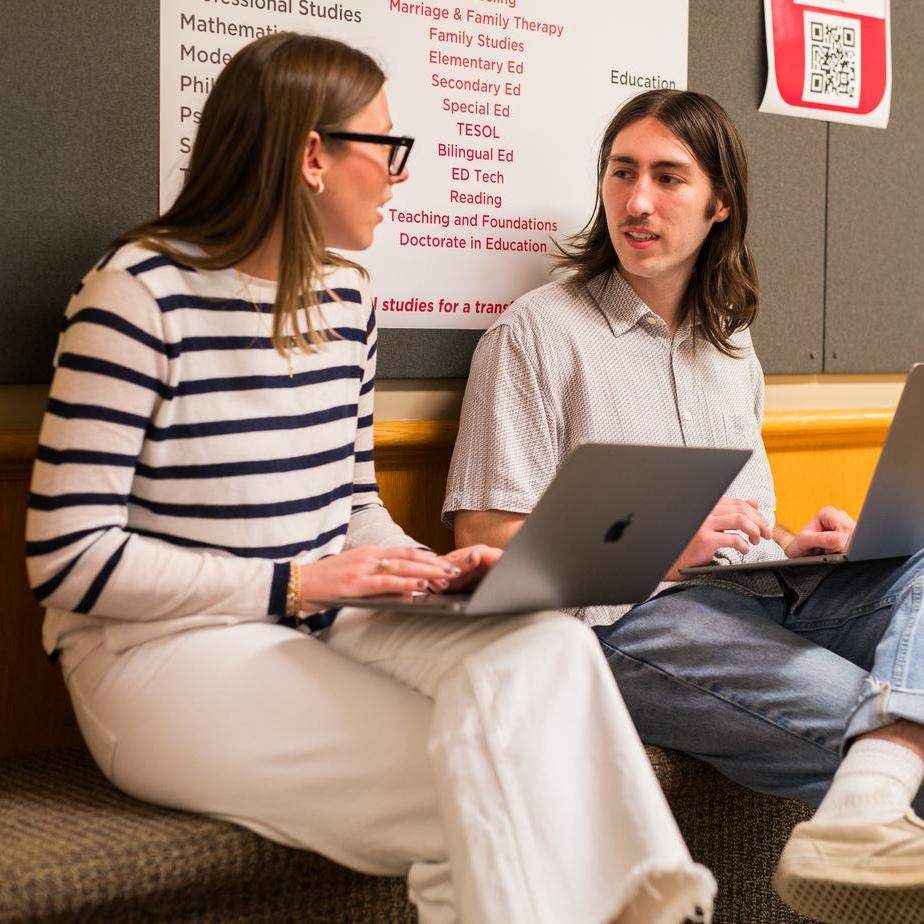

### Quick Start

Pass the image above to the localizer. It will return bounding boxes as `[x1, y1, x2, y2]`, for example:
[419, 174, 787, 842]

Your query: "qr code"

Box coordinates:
[802, 10, 862, 107]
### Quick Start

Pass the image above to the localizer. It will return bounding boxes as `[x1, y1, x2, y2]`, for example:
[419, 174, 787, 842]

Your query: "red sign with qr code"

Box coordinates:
[760, 0, 891, 128]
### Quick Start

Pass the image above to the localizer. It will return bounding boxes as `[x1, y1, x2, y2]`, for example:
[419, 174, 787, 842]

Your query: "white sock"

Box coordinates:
[813, 739, 924, 826]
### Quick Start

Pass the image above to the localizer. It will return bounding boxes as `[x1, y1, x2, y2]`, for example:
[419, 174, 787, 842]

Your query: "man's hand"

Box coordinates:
[299, 546, 459, 605]
[665, 497, 771, 581]
[783, 506, 855, 559]
[435, 544, 504, 592]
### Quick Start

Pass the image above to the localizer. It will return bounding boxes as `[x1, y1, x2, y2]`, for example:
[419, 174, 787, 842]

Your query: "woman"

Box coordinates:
[26, 33, 714, 924]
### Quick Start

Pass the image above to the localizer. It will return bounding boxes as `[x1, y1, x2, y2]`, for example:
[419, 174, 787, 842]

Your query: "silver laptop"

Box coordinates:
[305, 442, 750, 616]
[681, 363, 924, 577]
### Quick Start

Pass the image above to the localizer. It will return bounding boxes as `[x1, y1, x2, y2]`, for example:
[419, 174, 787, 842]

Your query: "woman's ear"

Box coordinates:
[302, 130, 325, 192]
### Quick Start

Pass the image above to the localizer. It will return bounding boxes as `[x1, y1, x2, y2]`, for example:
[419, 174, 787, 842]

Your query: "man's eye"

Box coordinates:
[611, 169, 634, 179]
[659, 175, 682, 185]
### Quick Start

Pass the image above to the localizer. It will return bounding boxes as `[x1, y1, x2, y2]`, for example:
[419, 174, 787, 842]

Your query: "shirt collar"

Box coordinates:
[586, 269, 699, 339]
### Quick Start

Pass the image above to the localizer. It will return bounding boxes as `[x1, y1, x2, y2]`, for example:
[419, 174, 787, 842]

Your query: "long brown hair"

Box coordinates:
[113, 32, 385, 353]
[557, 89, 759, 355]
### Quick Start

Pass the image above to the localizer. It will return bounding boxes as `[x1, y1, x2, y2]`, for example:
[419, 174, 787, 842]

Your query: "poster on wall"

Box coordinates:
[760, 0, 891, 128]
[160, 1, 688, 329]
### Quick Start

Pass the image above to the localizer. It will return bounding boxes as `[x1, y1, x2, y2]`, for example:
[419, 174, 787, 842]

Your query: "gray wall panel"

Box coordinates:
[1, 1, 914, 382]
[825, 3, 924, 373]
[378, 329, 480, 378]
[689, 1, 826, 374]
[0, 2, 159, 385]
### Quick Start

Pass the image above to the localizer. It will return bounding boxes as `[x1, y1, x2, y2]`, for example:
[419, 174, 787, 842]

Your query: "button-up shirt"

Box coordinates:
[443, 270, 828, 626]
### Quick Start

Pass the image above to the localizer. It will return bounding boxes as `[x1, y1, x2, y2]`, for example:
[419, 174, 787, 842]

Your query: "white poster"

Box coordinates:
[160, 1, 689, 328]
[759, 0, 891, 128]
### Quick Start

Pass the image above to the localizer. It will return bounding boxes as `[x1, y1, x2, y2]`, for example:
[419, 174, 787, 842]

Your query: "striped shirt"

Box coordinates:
[444, 270, 828, 627]
[27, 242, 414, 656]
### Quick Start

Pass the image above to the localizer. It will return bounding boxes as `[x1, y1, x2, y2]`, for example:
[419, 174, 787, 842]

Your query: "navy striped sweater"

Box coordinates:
[27, 243, 415, 655]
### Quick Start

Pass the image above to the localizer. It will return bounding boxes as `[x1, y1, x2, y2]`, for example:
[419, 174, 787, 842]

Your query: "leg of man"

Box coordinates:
[770, 550, 924, 922]
[777, 550, 924, 750]
[595, 584, 861, 806]
[326, 607, 716, 924]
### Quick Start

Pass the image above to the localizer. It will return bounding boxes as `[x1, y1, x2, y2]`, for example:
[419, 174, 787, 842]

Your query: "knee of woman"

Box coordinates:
[452, 612, 602, 686]
[445, 612, 608, 713]
[503, 609, 599, 660]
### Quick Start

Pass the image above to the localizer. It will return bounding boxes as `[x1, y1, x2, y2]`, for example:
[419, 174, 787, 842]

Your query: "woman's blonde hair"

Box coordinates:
[114, 32, 385, 354]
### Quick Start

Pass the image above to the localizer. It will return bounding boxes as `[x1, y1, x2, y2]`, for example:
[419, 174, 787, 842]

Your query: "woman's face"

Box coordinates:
[310, 89, 408, 251]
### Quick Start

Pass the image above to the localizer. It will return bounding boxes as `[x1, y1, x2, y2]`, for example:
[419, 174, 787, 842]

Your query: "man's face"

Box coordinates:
[601, 115, 729, 290]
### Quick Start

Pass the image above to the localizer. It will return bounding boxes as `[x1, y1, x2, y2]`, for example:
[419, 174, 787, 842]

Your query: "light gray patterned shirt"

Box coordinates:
[444, 270, 828, 627]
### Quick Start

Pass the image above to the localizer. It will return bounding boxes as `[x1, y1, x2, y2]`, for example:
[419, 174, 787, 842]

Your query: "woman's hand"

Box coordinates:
[434, 544, 504, 592]
[299, 546, 460, 606]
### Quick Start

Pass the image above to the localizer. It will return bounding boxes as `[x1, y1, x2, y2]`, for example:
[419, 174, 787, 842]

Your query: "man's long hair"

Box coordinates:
[557, 90, 759, 356]
[112, 33, 385, 355]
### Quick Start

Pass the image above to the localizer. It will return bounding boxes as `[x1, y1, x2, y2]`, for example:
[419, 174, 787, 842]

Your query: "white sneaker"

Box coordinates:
[772, 809, 924, 923]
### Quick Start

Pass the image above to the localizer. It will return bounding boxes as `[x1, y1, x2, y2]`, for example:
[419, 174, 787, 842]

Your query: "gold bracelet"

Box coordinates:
[286, 561, 302, 619]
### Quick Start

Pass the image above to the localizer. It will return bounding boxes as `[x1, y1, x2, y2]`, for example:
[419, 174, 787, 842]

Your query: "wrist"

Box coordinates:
[286, 562, 302, 618]
[772, 523, 796, 556]
[291, 561, 324, 617]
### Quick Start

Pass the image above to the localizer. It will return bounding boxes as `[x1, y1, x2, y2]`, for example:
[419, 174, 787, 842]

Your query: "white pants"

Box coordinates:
[60, 609, 715, 924]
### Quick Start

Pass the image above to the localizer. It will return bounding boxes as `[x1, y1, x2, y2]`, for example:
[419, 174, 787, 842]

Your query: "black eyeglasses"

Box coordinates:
[323, 132, 415, 176]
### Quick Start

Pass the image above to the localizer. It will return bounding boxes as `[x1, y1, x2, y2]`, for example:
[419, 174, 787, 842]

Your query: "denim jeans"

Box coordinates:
[595, 549, 924, 812]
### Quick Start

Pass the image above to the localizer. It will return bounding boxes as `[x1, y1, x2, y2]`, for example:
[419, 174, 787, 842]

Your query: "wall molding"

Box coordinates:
[0, 409, 894, 475]
[761, 409, 892, 451]
[376, 409, 896, 454]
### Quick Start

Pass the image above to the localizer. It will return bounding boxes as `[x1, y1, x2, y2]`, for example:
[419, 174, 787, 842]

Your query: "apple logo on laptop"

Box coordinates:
[604, 514, 633, 543]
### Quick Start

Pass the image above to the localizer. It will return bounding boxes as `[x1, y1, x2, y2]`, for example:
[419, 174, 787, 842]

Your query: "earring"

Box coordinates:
[311, 176, 325, 195]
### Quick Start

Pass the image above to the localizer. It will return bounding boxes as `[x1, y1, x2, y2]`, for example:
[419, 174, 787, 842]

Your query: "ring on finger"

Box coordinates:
[377, 558, 394, 574]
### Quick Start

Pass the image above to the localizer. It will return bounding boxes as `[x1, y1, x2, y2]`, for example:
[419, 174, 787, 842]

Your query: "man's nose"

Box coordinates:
[626, 178, 654, 216]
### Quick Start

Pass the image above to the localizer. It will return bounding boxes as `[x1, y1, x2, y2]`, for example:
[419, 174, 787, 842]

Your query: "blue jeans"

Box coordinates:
[594, 550, 924, 811]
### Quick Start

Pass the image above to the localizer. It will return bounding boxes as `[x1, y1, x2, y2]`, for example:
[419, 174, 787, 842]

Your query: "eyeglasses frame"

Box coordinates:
[322, 131, 415, 176]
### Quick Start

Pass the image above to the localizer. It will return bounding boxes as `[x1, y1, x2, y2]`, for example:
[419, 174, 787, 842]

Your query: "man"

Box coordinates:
[443, 89, 924, 923]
